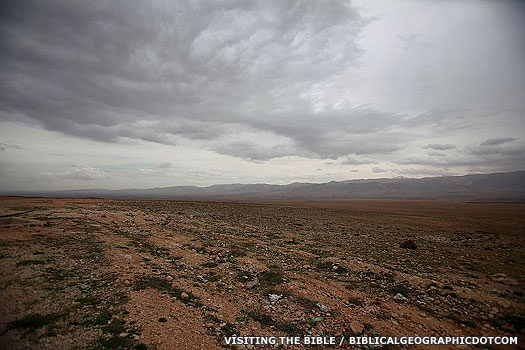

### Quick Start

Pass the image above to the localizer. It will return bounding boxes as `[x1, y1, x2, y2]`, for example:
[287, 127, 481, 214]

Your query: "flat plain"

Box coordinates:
[0, 197, 523, 349]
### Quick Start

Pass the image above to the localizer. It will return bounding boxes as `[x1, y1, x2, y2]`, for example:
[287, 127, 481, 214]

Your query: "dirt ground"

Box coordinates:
[0, 197, 523, 349]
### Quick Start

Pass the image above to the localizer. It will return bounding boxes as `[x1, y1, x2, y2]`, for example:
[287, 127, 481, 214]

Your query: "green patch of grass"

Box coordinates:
[274, 321, 303, 335]
[220, 322, 237, 337]
[134, 276, 172, 292]
[202, 262, 218, 268]
[310, 316, 325, 323]
[348, 297, 364, 306]
[258, 270, 283, 286]
[375, 312, 390, 320]
[388, 282, 412, 297]
[205, 272, 221, 282]
[235, 316, 247, 323]
[345, 281, 359, 290]
[103, 319, 126, 335]
[315, 261, 347, 274]
[333, 265, 348, 274]
[134, 275, 202, 306]
[88, 309, 113, 326]
[236, 271, 255, 282]
[315, 261, 330, 270]
[98, 335, 132, 349]
[247, 311, 274, 328]
[246, 311, 304, 335]
[295, 296, 318, 311]
[87, 246, 103, 254]
[228, 247, 246, 257]
[75, 295, 101, 306]
[141, 241, 171, 258]
[7, 313, 61, 331]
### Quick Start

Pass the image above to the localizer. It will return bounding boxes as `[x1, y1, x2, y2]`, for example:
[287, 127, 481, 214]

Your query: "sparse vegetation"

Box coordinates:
[1, 197, 523, 350]
[7, 313, 61, 331]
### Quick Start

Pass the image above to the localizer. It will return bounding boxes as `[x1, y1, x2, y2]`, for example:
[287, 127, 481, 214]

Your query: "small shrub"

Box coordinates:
[7, 313, 60, 331]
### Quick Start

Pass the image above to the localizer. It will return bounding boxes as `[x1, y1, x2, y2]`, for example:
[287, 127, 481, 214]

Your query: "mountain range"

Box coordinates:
[5, 171, 525, 200]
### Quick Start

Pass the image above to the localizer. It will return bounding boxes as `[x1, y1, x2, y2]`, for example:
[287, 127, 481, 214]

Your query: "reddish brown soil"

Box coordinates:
[0, 197, 523, 350]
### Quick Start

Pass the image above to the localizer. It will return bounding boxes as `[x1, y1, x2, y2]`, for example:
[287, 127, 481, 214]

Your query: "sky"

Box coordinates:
[1, 0, 524, 191]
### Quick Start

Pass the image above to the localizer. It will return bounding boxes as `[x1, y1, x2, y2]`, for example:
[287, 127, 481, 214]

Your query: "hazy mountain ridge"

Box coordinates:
[5, 171, 525, 200]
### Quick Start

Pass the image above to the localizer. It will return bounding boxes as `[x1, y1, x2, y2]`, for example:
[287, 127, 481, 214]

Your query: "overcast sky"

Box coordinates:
[1, 0, 524, 191]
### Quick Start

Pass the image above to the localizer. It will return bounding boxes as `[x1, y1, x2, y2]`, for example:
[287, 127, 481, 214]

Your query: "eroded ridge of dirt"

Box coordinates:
[0, 197, 523, 350]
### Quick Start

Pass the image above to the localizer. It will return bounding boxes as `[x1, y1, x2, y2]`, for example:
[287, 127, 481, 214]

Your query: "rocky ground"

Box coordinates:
[0, 197, 523, 349]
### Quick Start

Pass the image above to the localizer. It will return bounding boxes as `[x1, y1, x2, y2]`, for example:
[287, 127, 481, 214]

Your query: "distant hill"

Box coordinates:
[5, 171, 525, 200]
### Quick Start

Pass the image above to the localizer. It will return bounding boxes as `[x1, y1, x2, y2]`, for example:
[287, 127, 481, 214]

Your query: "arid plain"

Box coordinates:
[0, 197, 523, 349]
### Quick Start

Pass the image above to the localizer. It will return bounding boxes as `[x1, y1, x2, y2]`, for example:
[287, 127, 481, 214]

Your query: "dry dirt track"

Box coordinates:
[0, 197, 523, 350]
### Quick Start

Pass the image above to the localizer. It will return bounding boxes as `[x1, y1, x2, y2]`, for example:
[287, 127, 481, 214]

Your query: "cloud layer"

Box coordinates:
[0, 0, 524, 190]
[2, 0, 391, 160]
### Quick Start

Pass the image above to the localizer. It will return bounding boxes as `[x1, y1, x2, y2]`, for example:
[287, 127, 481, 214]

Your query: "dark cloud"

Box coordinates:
[467, 144, 524, 157]
[213, 141, 298, 161]
[1, 0, 403, 161]
[480, 137, 516, 146]
[397, 142, 525, 171]
[423, 144, 456, 151]
[0, 0, 523, 187]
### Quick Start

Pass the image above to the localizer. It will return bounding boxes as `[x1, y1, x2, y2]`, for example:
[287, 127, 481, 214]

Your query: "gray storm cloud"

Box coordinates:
[1, 0, 385, 160]
[0, 0, 524, 181]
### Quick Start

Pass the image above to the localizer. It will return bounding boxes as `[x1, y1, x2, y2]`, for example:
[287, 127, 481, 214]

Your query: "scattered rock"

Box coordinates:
[316, 303, 331, 313]
[180, 292, 189, 300]
[165, 275, 173, 282]
[394, 293, 408, 302]
[246, 278, 259, 289]
[349, 320, 363, 334]
[400, 240, 417, 250]
[491, 273, 518, 286]
[268, 294, 283, 303]
[197, 275, 208, 283]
